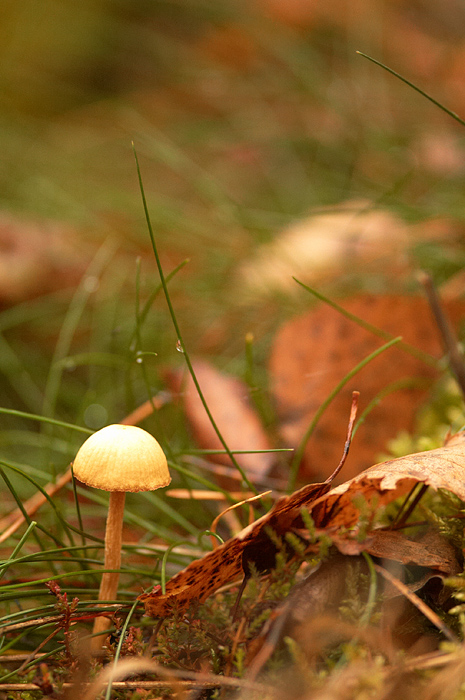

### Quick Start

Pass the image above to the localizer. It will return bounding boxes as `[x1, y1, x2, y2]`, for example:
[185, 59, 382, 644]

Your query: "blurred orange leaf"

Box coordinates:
[0, 212, 85, 304]
[166, 359, 274, 485]
[269, 294, 465, 481]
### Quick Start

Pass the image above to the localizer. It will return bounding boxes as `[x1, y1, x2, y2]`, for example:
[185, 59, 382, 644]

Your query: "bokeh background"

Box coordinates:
[2, 0, 465, 455]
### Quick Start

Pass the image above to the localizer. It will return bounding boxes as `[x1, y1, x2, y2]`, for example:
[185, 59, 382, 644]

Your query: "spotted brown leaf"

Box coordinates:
[139, 481, 328, 617]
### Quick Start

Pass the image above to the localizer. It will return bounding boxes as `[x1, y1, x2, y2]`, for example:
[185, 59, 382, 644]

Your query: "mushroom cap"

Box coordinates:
[72, 424, 171, 492]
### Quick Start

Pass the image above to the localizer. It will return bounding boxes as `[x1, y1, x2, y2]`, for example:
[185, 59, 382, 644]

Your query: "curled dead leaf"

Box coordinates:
[311, 432, 465, 529]
[332, 528, 460, 575]
[141, 433, 465, 619]
[140, 481, 328, 617]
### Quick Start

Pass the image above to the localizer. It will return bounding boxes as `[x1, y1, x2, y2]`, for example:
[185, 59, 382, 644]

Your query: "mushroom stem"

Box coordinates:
[92, 490, 126, 650]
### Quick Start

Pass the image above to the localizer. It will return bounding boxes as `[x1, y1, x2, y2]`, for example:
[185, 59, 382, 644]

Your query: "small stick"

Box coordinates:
[324, 390, 360, 485]
[375, 563, 458, 643]
[419, 271, 465, 399]
[120, 394, 168, 426]
[166, 489, 257, 501]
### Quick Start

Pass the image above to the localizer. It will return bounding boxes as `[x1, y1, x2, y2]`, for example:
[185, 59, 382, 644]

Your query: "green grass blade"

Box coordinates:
[180, 448, 292, 455]
[293, 278, 439, 368]
[133, 144, 256, 493]
[353, 377, 430, 438]
[105, 598, 141, 700]
[0, 407, 92, 434]
[131, 257, 171, 454]
[357, 52, 465, 128]
[288, 336, 402, 492]
[128, 258, 189, 349]
[0, 332, 44, 411]
[0, 461, 76, 549]
[43, 239, 117, 418]
[0, 521, 37, 581]
[168, 461, 233, 499]
[139, 491, 199, 536]
[0, 468, 49, 556]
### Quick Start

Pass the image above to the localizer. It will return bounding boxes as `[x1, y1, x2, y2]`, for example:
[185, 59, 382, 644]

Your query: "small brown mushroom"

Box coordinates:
[72, 424, 170, 650]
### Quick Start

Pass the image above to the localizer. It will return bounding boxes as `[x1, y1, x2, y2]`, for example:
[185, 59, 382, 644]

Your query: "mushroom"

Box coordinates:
[72, 423, 170, 649]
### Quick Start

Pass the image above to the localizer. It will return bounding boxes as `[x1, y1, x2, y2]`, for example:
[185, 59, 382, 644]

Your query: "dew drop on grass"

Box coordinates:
[176, 339, 184, 353]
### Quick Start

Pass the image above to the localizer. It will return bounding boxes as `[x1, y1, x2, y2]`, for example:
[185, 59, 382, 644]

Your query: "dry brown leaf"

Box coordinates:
[272, 544, 458, 664]
[166, 359, 274, 485]
[332, 528, 460, 575]
[287, 554, 360, 624]
[140, 480, 329, 617]
[312, 431, 465, 529]
[269, 294, 465, 481]
[276, 538, 457, 635]
[141, 433, 464, 619]
[289, 529, 460, 631]
[0, 212, 85, 304]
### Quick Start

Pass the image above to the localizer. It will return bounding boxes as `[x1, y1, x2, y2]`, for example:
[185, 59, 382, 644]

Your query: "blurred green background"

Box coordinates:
[1, 0, 465, 448]
[3, 3, 465, 669]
